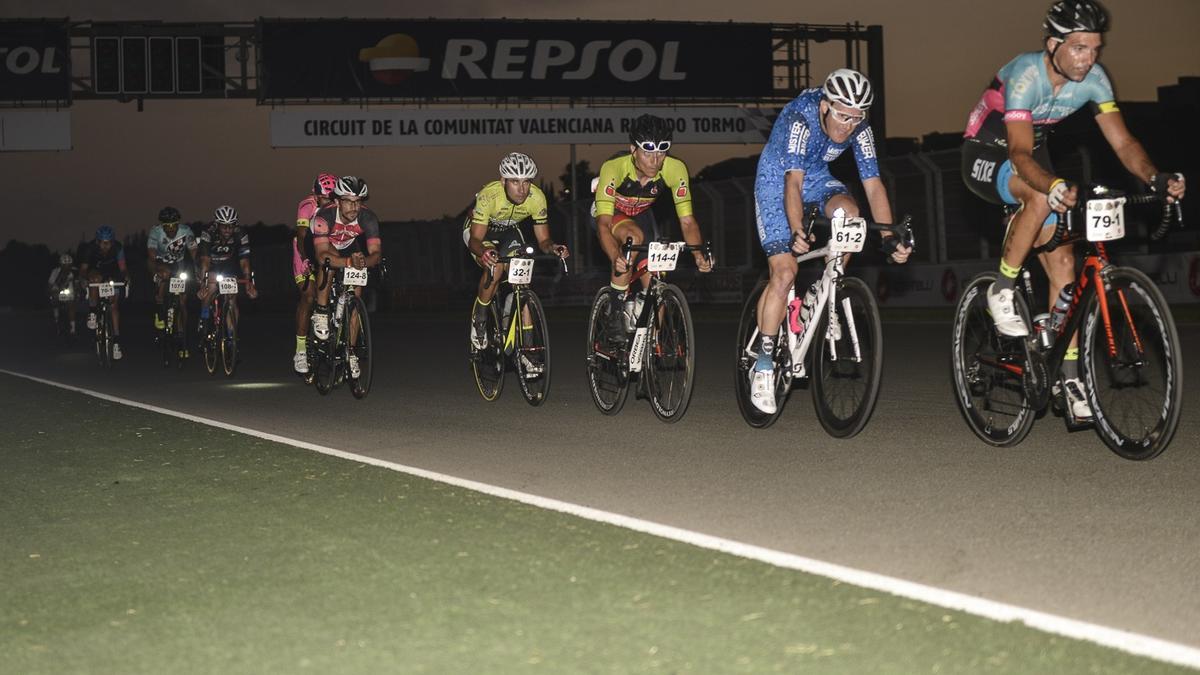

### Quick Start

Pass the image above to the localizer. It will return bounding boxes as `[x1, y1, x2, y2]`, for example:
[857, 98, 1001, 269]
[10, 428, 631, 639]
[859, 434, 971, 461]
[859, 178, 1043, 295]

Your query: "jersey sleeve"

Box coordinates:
[851, 125, 881, 181]
[1002, 57, 1040, 123]
[1087, 64, 1119, 115]
[237, 230, 251, 259]
[662, 157, 694, 219]
[592, 158, 620, 217]
[296, 198, 318, 229]
[197, 228, 211, 257]
[182, 226, 197, 250]
[147, 227, 162, 254]
[529, 186, 549, 225]
[310, 208, 331, 242]
[470, 184, 494, 226]
[362, 210, 382, 247]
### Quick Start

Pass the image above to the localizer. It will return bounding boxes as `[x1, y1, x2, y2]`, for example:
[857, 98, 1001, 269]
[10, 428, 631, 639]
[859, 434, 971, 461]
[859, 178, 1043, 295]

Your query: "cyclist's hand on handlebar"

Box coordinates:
[1047, 179, 1076, 213]
[1151, 172, 1186, 203]
[480, 248, 499, 269]
[350, 252, 367, 269]
[613, 255, 629, 275]
[550, 243, 570, 260]
[790, 230, 812, 255]
[693, 250, 713, 273]
[246, 280, 259, 300]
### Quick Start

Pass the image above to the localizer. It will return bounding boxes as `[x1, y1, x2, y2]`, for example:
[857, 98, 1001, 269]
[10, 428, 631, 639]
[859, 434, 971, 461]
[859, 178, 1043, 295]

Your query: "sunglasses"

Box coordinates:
[162, 221, 180, 227]
[636, 140, 671, 153]
[827, 108, 867, 125]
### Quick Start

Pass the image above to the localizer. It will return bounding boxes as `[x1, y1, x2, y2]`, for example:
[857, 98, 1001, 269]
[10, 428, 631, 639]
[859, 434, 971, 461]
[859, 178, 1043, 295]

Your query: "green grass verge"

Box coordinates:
[0, 375, 1191, 674]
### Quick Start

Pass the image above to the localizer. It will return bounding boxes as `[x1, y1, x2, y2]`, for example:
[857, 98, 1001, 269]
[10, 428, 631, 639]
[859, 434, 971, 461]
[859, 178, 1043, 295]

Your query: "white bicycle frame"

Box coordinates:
[744, 246, 864, 379]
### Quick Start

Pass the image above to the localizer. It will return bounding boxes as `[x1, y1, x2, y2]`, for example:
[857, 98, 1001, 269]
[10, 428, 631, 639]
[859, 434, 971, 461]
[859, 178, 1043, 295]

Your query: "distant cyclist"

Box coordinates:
[197, 206, 258, 334]
[750, 68, 911, 414]
[79, 225, 128, 360]
[293, 172, 337, 374]
[464, 152, 568, 356]
[47, 253, 79, 337]
[591, 114, 712, 339]
[147, 206, 197, 348]
[960, 0, 1185, 419]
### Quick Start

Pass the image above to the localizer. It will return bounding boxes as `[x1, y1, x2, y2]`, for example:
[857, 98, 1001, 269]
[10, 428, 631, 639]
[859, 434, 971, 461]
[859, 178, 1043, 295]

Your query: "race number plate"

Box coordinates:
[169, 277, 187, 294]
[507, 257, 534, 285]
[98, 281, 115, 298]
[342, 267, 369, 287]
[830, 216, 867, 253]
[218, 277, 239, 295]
[1086, 197, 1126, 242]
[647, 242, 683, 272]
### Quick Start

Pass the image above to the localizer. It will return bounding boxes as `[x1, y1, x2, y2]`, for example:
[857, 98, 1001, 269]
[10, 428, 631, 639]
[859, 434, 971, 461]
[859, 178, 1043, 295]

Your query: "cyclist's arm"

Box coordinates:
[364, 240, 382, 268]
[1004, 119, 1056, 194]
[862, 177, 894, 227]
[784, 170, 807, 237]
[1094, 111, 1158, 185]
[467, 220, 491, 259]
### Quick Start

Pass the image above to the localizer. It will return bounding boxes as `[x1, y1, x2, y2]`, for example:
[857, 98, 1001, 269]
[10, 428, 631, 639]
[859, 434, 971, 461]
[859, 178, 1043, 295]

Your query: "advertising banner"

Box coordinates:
[0, 20, 70, 102]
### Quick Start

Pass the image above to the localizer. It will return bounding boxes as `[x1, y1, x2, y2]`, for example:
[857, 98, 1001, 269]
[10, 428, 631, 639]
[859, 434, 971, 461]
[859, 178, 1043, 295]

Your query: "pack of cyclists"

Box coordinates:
[53, 1, 1185, 436]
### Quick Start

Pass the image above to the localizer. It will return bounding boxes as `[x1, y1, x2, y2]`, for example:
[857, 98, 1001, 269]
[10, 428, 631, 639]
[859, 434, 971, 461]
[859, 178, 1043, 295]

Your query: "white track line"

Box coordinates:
[4, 367, 1199, 670]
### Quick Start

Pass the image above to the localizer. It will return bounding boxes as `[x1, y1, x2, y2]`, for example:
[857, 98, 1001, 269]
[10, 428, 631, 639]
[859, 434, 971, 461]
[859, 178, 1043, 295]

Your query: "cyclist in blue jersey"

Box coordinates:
[750, 68, 912, 414]
[961, 0, 1185, 419]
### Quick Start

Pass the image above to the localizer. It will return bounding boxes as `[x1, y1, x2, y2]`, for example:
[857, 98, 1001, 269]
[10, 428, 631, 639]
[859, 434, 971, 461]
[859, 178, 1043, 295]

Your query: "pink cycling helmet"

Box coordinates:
[313, 172, 338, 197]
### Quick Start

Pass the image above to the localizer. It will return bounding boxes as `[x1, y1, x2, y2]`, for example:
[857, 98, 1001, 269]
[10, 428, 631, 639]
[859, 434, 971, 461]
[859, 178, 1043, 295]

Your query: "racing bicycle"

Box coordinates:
[199, 272, 247, 377]
[312, 259, 375, 399]
[88, 280, 125, 368]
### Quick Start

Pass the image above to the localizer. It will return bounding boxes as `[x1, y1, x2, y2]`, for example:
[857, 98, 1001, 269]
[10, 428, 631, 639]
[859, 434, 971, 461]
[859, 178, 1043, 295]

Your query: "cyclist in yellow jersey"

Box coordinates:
[592, 114, 712, 336]
[465, 152, 569, 353]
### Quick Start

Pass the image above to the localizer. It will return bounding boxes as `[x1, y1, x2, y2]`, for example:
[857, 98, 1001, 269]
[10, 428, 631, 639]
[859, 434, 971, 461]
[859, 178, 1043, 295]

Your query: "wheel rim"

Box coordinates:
[349, 297, 372, 399]
[586, 289, 629, 414]
[647, 287, 694, 421]
[811, 279, 880, 436]
[471, 302, 504, 400]
[516, 292, 550, 406]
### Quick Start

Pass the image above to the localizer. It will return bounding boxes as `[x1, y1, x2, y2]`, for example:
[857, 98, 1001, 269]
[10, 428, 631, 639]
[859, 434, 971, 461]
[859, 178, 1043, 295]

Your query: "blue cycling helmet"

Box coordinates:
[96, 225, 115, 241]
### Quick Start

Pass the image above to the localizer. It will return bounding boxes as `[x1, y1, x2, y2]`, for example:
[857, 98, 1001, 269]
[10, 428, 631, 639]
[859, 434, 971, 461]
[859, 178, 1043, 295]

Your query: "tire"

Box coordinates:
[950, 272, 1036, 447]
[810, 277, 883, 438]
[586, 287, 630, 415]
[470, 299, 504, 401]
[733, 280, 792, 428]
[1081, 267, 1183, 460]
[201, 305, 218, 376]
[348, 295, 373, 399]
[100, 310, 114, 369]
[172, 298, 188, 370]
[220, 297, 238, 377]
[314, 341, 336, 396]
[515, 290, 551, 407]
[646, 284, 696, 423]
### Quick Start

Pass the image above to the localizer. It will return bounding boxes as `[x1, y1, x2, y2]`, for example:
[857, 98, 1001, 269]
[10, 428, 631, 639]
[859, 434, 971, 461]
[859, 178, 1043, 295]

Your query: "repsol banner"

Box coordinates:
[269, 107, 774, 147]
[259, 19, 772, 100]
[0, 20, 70, 102]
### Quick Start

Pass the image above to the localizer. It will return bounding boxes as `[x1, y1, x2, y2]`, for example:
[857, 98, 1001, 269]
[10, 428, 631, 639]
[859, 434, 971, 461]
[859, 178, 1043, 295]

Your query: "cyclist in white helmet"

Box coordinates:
[464, 152, 568, 356]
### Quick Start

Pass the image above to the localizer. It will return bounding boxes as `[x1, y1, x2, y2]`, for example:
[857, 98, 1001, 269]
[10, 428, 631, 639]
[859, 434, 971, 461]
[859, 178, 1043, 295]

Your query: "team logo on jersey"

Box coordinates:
[676, 179, 688, 198]
[787, 121, 810, 156]
[359, 34, 431, 85]
[649, 185, 658, 196]
[856, 126, 876, 160]
[823, 146, 844, 162]
[604, 182, 616, 197]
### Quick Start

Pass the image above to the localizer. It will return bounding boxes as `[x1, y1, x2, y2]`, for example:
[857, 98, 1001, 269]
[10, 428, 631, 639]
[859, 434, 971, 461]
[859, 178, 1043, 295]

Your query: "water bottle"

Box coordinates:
[623, 293, 637, 332]
[793, 283, 819, 336]
[334, 293, 347, 323]
[1048, 283, 1075, 333]
[1032, 313, 1054, 350]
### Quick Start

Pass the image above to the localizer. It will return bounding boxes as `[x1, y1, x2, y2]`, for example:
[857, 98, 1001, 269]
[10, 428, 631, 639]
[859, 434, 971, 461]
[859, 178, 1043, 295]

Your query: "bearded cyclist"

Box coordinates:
[293, 172, 337, 374]
[148, 206, 197, 354]
[465, 152, 569, 365]
[961, 0, 1186, 420]
[750, 68, 912, 415]
[592, 114, 712, 339]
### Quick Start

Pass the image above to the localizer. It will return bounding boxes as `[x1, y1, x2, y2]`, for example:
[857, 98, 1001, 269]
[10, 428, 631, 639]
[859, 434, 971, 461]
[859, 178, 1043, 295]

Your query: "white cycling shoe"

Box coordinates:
[986, 283, 1029, 337]
[749, 368, 777, 415]
[1059, 377, 1094, 420]
[86, 313, 97, 330]
[293, 352, 309, 374]
[112, 343, 123, 360]
[311, 313, 330, 341]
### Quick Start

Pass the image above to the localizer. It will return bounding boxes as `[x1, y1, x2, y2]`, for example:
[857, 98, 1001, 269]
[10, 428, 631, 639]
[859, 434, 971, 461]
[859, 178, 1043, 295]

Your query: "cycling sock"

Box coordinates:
[995, 259, 1020, 292]
[1062, 347, 1079, 380]
[296, 335, 306, 353]
[755, 334, 777, 372]
[609, 281, 629, 293]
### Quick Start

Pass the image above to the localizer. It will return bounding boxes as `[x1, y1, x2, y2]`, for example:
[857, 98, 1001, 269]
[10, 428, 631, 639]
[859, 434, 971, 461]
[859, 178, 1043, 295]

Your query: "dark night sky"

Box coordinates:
[3, 0, 1198, 250]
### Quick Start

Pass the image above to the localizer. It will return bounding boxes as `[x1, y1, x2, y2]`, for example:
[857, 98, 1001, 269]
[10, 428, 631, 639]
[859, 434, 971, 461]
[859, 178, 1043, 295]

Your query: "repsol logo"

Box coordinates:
[0, 46, 63, 75]
[440, 39, 687, 82]
[971, 158, 997, 183]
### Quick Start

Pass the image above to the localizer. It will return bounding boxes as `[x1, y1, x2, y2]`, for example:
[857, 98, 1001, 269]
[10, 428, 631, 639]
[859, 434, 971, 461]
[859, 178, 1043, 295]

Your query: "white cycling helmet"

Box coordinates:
[60, 253, 73, 265]
[499, 152, 538, 180]
[214, 205, 238, 225]
[823, 68, 875, 111]
[334, 175, 369, 199]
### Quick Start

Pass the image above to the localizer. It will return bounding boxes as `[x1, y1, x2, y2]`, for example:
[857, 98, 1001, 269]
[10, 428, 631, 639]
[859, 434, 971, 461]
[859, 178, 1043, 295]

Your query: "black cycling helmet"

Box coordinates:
[158, 206, 181, 223]
[1044, 0, 1109, 39]
[628, 114, 673, 145]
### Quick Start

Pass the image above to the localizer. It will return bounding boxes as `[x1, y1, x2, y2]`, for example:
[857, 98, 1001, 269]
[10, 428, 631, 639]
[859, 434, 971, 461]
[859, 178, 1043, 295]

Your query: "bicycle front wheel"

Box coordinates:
[348, 295, 373, 399]
[646, 283, 696, 423]
[100, 310, 114, 369]
[470, 299, 504, 401]
[201, 307, 218, 375]
[1082, 267, 1183, 460]
[585, 287, 630, 415]
[950, 272, 1036, 447]
[810, 277, 883, 438]
[220, 297, 238, 377]
[515, 290, 551, 406]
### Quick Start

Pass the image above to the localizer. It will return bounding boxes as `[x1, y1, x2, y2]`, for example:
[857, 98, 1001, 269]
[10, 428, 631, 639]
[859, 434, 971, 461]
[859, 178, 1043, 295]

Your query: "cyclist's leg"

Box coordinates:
[609, 213, 645, 290]
[294, 237, 316, 357]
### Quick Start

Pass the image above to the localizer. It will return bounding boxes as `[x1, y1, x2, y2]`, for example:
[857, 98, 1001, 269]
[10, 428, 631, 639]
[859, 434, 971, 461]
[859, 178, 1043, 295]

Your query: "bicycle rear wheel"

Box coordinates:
[347, 295, 373, 399]
[950, 272, 1036, 447]
[1082, 267, 1182, 460]
[585, 287, 630, 415]
[220, 297, 238, 377]
[470, 300, 504, 401]
[733, 280, 792, 428]
[810, 277, 883, 438]
[515, 290, 551, 406]
[646, 283, 696, 423]
[99, 310, 114, 369]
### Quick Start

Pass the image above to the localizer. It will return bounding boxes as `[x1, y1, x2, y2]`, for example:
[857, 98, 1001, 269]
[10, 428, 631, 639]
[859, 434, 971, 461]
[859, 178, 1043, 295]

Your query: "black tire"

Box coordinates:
[1081, 267, 1183, 460]
[950, 272, 1036, 447]
[100, 310, 114, 369]
[810, 277, 883, 438]
[515, 290, 551, 407]
[201, 306, 218, 376]
[348, 295, 373, 399]
[646, 284, 696, 423]
[733, 280, 793, 428]
[172, 297, 188, 370]
[314, 341, 336, 396]
[470, 299, 504, 401]
[585, 287, 630, 415]
[220, 297, 238, 377]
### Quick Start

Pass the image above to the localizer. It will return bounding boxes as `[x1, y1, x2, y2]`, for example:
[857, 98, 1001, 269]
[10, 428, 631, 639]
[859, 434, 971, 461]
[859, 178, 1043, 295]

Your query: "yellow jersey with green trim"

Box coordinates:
[464, 181, 549, 233]
[594, 154, 693, 219]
